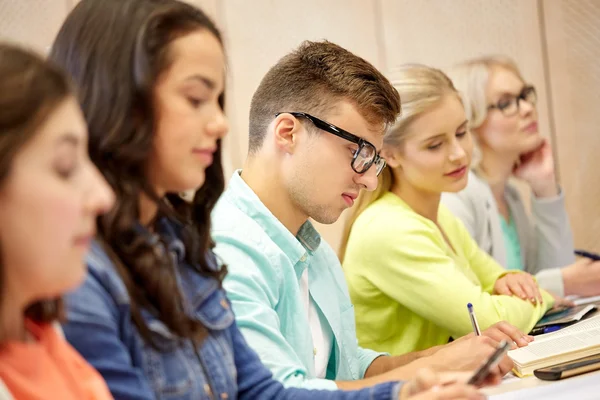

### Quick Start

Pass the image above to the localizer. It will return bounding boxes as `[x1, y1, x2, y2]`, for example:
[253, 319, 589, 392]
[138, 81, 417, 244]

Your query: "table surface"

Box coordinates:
[482, 369, 600, 396]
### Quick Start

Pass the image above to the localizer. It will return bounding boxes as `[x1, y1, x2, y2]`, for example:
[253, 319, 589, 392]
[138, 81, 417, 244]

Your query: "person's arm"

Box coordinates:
[232, 319, 403, 400]
[510, 140, 575, 273]
[530, 190, 576, 270]
[354, 214, 552, 339]
[364, 347, 443, 378]
[63, 270, 155, 400]
[215, 240, 349, 390]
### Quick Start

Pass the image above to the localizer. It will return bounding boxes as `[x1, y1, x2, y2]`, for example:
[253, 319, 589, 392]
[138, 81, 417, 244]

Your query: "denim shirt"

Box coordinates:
[63, 218, 401, 400]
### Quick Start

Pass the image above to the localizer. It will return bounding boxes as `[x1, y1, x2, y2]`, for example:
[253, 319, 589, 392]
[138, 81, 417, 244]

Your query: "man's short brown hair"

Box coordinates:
[248, 40, 401, 153]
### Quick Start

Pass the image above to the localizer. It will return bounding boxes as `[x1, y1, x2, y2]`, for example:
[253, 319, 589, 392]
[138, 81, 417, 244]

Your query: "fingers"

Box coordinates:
[506, 278, 527, 301]
[516, 274, 542, 304]
[527, 275, 544, 304]
[523, 281, 543, 305]
[497, 355, 514, 377]
[484, 321, 532, 348]
[496, 274, 543, 304]
[407, 368, 441, 395]
[481, 373, 502, 387]
[556, 296, 575, 308]
[494, 278, 511, 296]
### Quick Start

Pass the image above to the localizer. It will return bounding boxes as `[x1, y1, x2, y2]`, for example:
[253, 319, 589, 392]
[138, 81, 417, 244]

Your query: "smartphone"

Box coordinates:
[574, 249, 600, 261]
[534, 354, 600, 381]
[467, 340, 510, 385]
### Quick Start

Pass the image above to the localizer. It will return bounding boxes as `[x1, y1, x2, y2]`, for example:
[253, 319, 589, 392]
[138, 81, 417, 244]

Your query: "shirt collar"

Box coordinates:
[225, 170, 321, 264]
[135, 216, 186, 263]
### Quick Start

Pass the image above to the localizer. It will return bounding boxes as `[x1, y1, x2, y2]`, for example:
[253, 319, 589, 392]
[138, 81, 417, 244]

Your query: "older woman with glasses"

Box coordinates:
[442, 56, 600, 299]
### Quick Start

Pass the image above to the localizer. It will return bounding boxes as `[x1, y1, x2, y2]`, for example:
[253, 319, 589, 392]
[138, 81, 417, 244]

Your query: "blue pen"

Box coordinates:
[574, 249, 600, 261]
[467, 303, 481, 336]
[531, 324, 562, 335]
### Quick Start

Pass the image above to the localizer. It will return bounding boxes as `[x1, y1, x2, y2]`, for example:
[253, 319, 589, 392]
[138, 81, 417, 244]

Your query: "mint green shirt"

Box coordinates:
[500, 214, 525, 271]
[211, 171, 384, 390]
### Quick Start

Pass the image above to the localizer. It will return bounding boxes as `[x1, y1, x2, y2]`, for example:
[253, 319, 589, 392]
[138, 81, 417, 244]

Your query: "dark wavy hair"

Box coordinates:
[49, 0, 226, 347]
[0, 44, 73, 327]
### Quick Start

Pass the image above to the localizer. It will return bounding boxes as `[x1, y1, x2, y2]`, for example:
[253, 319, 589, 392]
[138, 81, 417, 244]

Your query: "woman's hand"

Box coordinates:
[512, 139, 558, 198]
[562, 258, 600, 297]
[493, 272, 543, 304]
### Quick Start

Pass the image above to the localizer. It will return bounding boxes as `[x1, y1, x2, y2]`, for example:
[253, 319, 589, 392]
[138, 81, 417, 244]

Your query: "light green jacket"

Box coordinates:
[343, 192, 554, 355]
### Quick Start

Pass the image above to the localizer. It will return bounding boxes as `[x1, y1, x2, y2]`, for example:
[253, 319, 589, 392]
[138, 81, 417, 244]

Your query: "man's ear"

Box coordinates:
[381, 146, 402, 168]
[273, 113, 302, 154]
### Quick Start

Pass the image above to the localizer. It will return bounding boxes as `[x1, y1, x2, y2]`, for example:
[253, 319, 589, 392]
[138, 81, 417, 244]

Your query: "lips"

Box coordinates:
[445, 166, 467, 178]
[342, 193, 357, 207]
[523, 122, 538, 133]
[192, 148, 216, 165]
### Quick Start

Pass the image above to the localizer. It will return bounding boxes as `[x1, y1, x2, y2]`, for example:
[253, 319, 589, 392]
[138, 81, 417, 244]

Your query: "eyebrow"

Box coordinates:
[55, 133, 80, 148]
[494, 85, 527, 98]
[184, 74, 216, 90]
[421, 120, 469, 142]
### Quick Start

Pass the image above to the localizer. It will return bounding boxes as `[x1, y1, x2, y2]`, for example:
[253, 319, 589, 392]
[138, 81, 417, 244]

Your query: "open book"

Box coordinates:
[509, 314, 600, 377]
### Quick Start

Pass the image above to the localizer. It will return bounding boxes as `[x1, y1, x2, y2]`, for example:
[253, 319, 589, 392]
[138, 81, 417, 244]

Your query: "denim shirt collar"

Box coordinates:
[226, 170, 321, 267]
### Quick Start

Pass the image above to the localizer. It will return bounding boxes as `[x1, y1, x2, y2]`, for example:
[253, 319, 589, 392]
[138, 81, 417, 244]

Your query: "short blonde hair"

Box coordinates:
[339, 64, 459, 261]
[448, 56, 525, 168]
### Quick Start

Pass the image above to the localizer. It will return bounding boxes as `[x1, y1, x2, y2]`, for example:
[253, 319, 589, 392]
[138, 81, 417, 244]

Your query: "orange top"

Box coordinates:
[0, 320, 113, 400]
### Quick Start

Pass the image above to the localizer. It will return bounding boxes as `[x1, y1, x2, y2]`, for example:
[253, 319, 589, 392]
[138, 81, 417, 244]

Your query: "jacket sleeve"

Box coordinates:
[350, 210, 554, 339]
[232, 320, 402, 400]
[62, 269, 155, 400]
[530, 190, 575, 270]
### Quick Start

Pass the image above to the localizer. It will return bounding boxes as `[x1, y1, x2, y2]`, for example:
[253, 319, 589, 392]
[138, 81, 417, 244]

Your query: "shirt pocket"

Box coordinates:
[194, 289, 238, 394]
[141, 319, 200, 400]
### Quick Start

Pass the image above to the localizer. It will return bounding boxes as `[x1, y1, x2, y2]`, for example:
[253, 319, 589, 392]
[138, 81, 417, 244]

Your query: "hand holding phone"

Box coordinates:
[467, 340, 511, 386]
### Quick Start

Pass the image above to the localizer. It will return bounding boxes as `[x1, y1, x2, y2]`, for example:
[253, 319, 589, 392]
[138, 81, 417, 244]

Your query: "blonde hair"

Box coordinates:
[449, 56, 526, 167]
[338, 64, 459, 262]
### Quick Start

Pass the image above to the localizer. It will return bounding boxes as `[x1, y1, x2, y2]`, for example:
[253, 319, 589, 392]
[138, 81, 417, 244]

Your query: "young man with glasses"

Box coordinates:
[212, 42, 524, 391]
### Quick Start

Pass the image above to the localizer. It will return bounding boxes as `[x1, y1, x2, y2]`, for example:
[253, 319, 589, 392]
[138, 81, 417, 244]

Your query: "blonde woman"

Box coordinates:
[441, 56, 600, 298]
[340, 65, 554, 356]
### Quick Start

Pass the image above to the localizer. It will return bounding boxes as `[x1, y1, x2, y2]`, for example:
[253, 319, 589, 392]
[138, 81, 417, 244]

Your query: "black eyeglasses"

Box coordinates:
[487, 85, 537, 117]
[275, 112, 386, 176]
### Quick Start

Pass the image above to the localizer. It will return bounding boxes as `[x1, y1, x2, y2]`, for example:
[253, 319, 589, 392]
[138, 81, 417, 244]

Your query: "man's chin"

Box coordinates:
[311, 210, 343, 225]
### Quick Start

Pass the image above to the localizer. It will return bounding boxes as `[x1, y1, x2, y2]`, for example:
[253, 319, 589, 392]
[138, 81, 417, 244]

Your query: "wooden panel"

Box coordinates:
[219, 0, 382, 250]
[543, 0, 600, 252]
[379, 0, 553, 154]
[182, 0, 220, 23]
[0, 0, 72, 53]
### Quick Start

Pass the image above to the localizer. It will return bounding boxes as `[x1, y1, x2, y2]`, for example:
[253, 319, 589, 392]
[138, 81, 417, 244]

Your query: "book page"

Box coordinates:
[510, 315, 600, 364]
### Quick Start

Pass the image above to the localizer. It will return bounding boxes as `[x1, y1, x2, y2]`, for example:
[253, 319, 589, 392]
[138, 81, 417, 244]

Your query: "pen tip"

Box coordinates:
[467, 303, 473, 308]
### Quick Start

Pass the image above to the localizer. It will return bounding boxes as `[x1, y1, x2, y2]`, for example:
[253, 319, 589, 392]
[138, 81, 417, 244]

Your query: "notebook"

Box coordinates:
[509, 314, 600, 377]
[534, 304, 597, 328]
